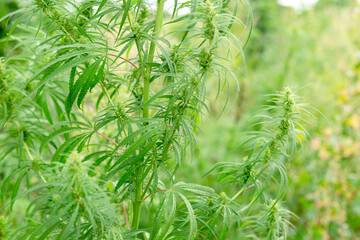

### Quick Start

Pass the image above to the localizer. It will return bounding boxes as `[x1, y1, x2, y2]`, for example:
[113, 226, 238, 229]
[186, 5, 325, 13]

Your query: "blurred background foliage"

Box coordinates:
[0, 0, 18, 56]
[1, 0, 360, 239]
[180, 0, 360, 239]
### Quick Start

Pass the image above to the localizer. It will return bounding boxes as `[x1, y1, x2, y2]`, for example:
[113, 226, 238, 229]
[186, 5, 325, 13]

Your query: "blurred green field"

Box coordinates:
[179, 0, 360, 239]
[1, 0, 360, 239]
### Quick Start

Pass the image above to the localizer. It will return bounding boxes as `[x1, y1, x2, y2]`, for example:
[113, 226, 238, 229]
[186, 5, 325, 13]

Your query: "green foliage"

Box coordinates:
[179, 1, 360, 239]
[0, 0, 312, 239]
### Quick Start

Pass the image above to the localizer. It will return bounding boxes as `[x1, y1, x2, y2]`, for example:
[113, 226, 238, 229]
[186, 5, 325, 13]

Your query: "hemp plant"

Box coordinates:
[0, 0, 310, 239]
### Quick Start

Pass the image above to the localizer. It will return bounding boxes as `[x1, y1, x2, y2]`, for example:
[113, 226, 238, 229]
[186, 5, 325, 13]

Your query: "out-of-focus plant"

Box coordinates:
[231, 1, 360, 239]
[0, 0, 311, 239]
[207, 87, 310, 239]
[0, 0, 18, 56]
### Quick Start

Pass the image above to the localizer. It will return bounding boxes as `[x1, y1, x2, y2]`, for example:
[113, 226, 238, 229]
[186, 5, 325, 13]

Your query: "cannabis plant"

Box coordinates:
[0, 0, 310, 239]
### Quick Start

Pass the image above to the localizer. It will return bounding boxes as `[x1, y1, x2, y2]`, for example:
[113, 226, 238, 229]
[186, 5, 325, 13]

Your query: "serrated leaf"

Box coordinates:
[173, 182, 216, 197]
[177, 192, 197, 240]
[158, 192, 177, 239]
[90, 58, 106, 91]
[57, 204, 79, 240]
[39, 93, 54, 125]
[28, 51, 101, 98]
[40, 126, 85, 152]
[51, 133, 87, 162]
[66, 59, 100, 115]
[1, 167, 26, 203]
[11, 170, 28, 210]
[116, 0, 132, 42]
[150, 194, 166, 239]
[95, 0, 109, 15]
[69, 66, 76, 89]
[77, 58, 103, 107]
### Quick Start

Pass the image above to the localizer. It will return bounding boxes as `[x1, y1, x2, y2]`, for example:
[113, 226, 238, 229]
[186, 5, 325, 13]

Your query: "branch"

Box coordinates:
[96, 131, 125, 151]
[105, 53, 140, 72]
[122, 203, 130, 230]
[143, 189, 167, 201]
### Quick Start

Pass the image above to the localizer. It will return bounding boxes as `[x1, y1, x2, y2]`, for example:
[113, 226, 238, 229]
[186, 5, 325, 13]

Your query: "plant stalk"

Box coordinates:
[132, 176, 142, 228]
[143, 0, 165, 119]
[132, 0, 166, 231]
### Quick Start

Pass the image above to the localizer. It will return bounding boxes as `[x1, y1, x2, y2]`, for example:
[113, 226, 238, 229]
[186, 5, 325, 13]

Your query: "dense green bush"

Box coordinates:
[0, 0, 312, 239]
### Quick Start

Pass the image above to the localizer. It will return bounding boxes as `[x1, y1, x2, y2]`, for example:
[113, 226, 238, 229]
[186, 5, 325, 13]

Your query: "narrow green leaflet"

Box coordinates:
[177, 192, 197, 240]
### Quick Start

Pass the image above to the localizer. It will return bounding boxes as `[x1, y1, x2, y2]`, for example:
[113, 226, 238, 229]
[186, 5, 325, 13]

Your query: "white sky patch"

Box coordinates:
[278, 0, 319, 10]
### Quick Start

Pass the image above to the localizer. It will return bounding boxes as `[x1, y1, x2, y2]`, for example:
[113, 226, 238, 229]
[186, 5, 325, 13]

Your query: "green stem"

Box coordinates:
[141, 168, 155, 199]
[143, 0, 165, 119]
[230, 186, 246, 202]
[132, 169, 143, 229]
[99, 81, 115, 106]
[132, 0, 166, 232]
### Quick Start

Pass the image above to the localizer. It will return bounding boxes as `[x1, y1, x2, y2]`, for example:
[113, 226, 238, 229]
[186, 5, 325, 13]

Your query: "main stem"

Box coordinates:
[143, 0, 165, 119]
[132, 0, 165, 231]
